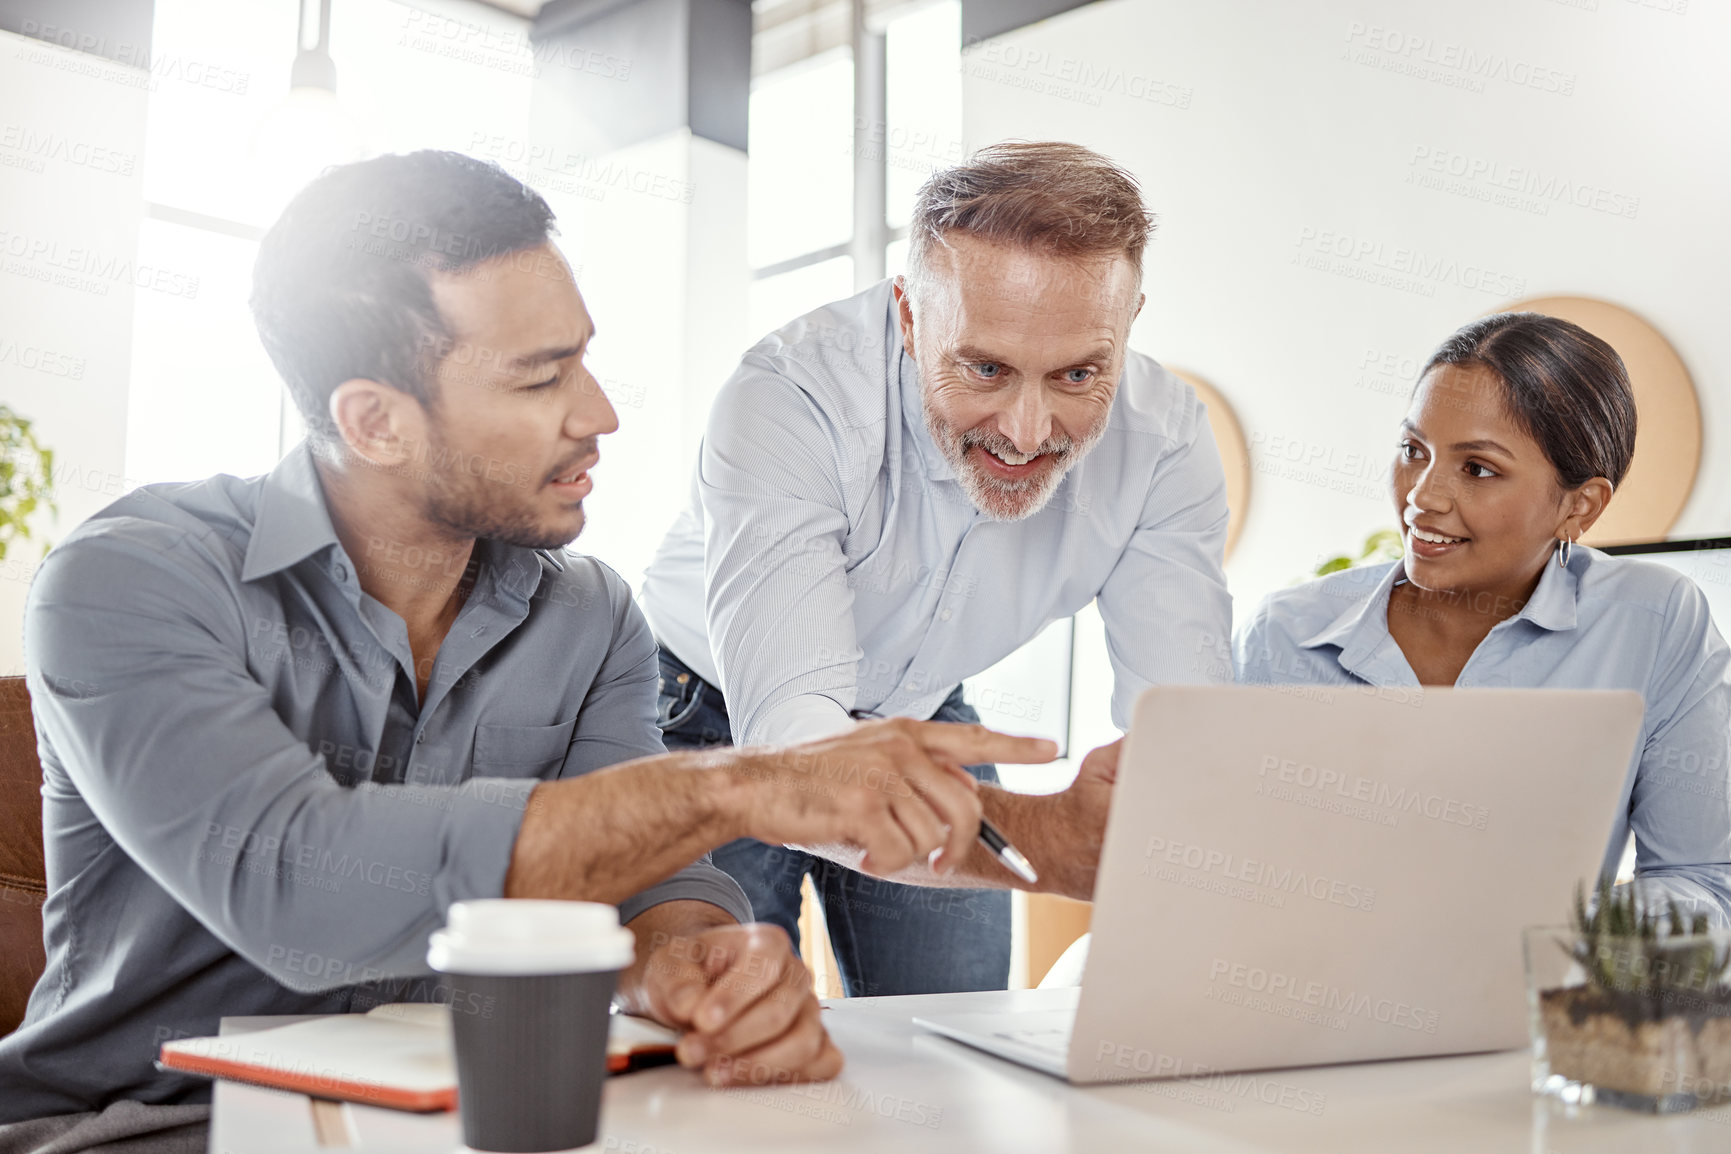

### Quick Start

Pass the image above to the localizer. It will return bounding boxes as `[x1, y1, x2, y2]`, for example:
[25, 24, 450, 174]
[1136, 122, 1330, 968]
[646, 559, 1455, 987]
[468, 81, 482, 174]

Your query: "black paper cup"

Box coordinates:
[429, 901, 636, 1153]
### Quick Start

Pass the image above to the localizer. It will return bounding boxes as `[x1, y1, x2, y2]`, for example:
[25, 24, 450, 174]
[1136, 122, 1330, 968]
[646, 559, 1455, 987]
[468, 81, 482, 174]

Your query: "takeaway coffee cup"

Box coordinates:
[428, 900, 634, 1153]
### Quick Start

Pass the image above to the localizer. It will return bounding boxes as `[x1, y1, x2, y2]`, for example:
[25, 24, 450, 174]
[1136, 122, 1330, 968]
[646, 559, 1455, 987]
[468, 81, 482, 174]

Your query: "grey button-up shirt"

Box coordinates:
[0, 443, 749, 1120]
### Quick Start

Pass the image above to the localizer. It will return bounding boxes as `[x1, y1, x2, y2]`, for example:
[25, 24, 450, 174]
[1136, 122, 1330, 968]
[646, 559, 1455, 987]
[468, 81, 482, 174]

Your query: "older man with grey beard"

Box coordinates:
[639, 141, 1234, 997]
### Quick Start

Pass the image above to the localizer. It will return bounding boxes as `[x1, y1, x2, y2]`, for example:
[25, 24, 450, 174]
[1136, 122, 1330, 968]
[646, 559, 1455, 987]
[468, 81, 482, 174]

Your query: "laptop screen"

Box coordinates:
[1600, 537, 1731, 639]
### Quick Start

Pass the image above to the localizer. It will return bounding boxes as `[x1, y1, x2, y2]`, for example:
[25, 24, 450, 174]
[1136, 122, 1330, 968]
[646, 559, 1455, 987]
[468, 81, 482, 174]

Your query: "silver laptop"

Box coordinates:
[915, 685, 1644, 1084]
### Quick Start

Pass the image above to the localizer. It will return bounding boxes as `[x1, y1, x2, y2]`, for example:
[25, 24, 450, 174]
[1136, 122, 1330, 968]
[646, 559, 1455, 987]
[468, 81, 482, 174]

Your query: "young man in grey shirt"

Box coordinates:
[0, 152, 1052, 1142]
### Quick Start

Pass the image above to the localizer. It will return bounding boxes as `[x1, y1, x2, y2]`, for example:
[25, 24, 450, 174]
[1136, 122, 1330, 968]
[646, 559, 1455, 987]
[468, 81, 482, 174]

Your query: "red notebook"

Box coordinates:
[159, 1003, 679, 1112]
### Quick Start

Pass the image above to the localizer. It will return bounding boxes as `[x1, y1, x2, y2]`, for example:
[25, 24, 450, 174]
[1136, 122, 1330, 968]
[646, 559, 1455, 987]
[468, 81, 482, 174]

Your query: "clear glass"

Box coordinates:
[1526, 924, 1731, 1113]
[124, 218, 284, 487]
[747, 53, 854, 269]
[142, 0, 299, 228]
[747, 255, 854, 343]
[883, 0, 963, 231]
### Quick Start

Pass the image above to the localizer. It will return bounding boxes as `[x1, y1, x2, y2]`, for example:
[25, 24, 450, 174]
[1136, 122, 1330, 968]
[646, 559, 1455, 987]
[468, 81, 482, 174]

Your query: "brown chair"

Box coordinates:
[0, 676, 47, 1037]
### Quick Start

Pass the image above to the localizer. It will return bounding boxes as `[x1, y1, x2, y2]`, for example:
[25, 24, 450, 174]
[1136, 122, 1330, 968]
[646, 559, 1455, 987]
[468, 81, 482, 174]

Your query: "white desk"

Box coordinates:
[211, 989, 1731, 1153]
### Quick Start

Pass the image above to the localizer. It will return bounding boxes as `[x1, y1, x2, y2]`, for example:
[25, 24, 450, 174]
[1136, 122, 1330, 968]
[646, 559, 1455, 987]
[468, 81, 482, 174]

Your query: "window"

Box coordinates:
[747, 51, 854, 272]
[129, 0, 537, 487]
[125, 219, 284, 484]
[884, 0, 963, 235]
[746, 1, 966, 338]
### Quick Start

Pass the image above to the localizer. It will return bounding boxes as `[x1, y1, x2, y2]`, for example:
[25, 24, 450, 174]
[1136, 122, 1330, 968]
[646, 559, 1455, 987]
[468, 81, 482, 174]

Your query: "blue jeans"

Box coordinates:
[655, 647, 1012, 997]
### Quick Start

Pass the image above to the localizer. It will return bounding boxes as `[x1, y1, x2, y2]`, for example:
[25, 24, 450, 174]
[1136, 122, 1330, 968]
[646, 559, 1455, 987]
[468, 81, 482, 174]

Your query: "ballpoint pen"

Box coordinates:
[850, 708, 1040, 885]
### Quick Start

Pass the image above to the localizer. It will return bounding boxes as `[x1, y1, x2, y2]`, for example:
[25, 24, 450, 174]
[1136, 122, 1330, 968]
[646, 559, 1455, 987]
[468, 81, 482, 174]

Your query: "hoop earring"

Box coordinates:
[1556, 535, 1574, 570]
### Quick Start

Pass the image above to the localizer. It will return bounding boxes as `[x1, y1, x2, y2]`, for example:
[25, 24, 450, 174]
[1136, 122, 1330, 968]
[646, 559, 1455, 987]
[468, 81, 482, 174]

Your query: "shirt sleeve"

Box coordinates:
[25, 521, 532, 994]
[1623, 577, 1731, 925]
[1233, 595, 1279, 684]
[562, 562, 751, 926]
[697, 357, 862, 746]
[1094, 402, 1235, 731]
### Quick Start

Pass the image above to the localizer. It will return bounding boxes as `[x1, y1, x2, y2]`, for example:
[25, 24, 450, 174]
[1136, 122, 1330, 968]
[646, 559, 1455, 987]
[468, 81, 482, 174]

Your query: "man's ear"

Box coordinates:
[891, 276, 918, 361]
[327, 379, 424, 469]
[1560, 476, 1615, 540]
[1132, 291, 1146, 322]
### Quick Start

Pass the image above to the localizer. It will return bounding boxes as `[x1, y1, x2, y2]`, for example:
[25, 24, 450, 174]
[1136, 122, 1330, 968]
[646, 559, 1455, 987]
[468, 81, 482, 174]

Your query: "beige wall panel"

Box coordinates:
[1171, 369, 1251, 560]
[1500, 296, 1701, 546]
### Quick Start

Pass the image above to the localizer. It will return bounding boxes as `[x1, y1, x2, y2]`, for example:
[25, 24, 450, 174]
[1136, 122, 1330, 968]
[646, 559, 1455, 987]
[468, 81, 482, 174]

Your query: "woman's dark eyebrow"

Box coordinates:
[1450, 438, 1514, 455]
[1401, 420, 1512, 456]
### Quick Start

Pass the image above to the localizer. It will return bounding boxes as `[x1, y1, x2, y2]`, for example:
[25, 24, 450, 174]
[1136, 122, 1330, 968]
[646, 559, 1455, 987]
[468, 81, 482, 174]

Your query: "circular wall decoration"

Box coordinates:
[1496, 296, 1701, 546]
[1170, 368, 1250, 560]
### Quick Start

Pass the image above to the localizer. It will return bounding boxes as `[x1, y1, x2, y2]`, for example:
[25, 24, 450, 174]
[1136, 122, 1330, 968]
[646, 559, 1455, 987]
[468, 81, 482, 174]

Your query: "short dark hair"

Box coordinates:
[1421, 312, 1637, 489]
[908, 141, 1153, 289]
[251, 150, 557, 436]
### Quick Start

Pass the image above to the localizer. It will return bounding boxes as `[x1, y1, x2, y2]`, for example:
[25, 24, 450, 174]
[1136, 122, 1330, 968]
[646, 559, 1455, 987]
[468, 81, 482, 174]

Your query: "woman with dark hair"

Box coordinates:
[1235, 312, 1731, 921]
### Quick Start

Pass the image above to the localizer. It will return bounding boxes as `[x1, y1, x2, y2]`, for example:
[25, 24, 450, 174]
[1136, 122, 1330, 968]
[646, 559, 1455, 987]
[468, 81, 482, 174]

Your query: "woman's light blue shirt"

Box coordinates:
[1233, 548, 1731, 922]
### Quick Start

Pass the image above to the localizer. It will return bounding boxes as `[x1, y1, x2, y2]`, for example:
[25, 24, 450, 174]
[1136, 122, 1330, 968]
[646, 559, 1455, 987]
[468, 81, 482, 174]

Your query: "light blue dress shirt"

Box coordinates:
[639, 280, 1234, 745]
[1234, 549, 1731, 921]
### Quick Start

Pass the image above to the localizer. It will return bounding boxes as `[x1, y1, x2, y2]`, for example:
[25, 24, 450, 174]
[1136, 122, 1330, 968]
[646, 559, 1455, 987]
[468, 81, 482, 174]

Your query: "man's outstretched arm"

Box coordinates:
[504, 718, 1060, 902]
[796, 738, 1122, 901]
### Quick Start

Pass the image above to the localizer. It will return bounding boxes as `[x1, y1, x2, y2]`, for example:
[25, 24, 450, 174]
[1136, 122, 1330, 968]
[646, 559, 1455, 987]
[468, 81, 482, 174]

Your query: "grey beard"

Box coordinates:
[927, 415, 1104, 522]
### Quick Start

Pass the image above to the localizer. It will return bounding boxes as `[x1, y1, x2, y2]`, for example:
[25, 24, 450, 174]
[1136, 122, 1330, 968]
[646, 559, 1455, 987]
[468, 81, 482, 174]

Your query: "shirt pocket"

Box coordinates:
[471, 715, 579, 778]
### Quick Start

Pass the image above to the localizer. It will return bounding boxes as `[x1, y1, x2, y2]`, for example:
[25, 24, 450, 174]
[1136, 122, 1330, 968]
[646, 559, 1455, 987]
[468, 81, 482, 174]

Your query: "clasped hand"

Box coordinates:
[632, 922, 841, 1086]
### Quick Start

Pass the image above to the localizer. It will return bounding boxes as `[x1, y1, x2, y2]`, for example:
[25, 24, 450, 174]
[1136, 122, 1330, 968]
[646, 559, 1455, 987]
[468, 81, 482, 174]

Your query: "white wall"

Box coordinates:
[962, 0, 1731, 603]
[538, 129, 750, 586]
[959, 0, 1731, 756]
[0, 30, 151, 676]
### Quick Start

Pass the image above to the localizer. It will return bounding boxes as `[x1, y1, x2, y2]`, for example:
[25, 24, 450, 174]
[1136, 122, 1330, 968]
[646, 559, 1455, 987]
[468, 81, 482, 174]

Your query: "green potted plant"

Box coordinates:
[0, 404, 56, 562]
[1527, 879, 1731, 1112]
[1310, 527, 1403, 580]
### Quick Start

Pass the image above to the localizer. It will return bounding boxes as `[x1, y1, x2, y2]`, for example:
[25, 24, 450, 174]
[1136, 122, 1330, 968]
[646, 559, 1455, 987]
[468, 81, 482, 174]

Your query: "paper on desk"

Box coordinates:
[160, 1003, 679, 1112]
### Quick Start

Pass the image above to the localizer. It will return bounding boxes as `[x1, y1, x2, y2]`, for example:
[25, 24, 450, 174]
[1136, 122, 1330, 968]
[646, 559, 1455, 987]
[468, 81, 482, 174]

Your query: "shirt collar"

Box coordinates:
[1298, 563, 1402, 667]
[472, 537, 546, 610]
[240, 441, 549, 605]
[1299, 551, 1583, 658]
[1512, 546, 1582, 632]
[241, 441, 343, 582]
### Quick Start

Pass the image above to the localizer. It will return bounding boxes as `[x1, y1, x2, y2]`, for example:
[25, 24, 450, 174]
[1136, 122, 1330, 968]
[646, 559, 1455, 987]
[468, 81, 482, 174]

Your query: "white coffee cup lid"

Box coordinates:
[427, 900, 635, 975]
